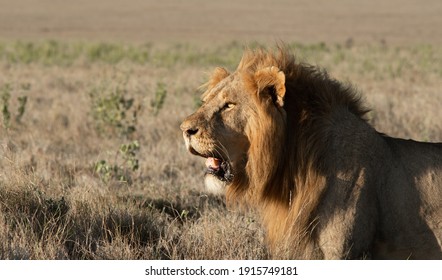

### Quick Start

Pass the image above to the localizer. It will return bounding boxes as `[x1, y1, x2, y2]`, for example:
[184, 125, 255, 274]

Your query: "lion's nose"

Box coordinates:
[180, 121, 199, 137]
[185, 127, 199, 136]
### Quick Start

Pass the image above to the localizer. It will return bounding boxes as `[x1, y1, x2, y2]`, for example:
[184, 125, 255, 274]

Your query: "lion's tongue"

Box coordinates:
[206, 157, 221, 171]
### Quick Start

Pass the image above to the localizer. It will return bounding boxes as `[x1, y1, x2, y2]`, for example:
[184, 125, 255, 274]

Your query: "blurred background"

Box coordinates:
[1, 0, 441, 44]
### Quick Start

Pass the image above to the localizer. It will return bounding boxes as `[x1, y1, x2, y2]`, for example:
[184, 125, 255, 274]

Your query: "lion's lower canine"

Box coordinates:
[180, 46, 442, 259]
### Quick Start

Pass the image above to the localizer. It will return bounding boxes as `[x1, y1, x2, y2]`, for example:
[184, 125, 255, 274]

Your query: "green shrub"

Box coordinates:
[89, 81, 141, 138]
[94, 141, 140, 184]
[1, 83, 29, 129]
[150, 82, 167, 116]
[1, 84, 11, 128]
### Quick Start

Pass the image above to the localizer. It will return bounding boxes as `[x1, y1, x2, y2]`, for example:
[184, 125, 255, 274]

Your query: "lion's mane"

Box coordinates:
[226, 48, 370, 257]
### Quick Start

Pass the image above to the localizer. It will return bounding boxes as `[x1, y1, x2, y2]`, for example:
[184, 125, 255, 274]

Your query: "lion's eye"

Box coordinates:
[221, 103, 235, 111]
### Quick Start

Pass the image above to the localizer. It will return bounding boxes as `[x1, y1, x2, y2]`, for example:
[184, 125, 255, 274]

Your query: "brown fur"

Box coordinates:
[181, 46, 442, 259]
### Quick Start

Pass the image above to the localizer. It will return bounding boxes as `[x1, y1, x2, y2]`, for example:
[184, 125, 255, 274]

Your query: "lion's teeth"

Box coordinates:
[206, 157, 221, 170]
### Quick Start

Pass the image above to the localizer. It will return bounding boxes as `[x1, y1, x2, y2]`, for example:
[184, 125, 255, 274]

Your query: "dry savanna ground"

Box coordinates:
[0, 40, 441, 259]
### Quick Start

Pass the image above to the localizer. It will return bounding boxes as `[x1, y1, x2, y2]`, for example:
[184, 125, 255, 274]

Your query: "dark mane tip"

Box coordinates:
[238, 46, 369, 120]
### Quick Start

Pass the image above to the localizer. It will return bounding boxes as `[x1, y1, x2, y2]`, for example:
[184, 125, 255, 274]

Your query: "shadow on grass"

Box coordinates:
[0, 185, 226, 259]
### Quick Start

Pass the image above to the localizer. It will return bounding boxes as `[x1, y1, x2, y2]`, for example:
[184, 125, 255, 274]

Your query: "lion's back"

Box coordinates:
[314, 109, 442, 259]
[375, 137, 442, 259]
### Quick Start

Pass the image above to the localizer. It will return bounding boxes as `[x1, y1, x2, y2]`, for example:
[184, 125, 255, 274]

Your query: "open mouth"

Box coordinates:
[187, 146, 234, 183]
[205, 157, 233, 182]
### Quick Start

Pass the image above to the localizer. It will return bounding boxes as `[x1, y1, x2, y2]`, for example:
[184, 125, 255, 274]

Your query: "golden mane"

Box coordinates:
[227, 47, 370, 256]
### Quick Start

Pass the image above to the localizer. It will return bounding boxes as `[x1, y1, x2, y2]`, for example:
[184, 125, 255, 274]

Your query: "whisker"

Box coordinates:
[214, 142, 231, 163]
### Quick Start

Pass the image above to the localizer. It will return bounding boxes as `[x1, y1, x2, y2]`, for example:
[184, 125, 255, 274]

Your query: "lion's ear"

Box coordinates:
[254, 66, 286, 107]
[207, 67, 230, 89]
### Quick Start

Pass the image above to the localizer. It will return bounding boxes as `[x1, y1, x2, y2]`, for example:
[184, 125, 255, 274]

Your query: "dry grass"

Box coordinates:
[0, 40, 441, 259]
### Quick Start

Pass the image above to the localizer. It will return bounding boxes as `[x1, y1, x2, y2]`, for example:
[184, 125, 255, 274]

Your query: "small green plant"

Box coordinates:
[16, 95, 28, 123]
[89, 81, 141, 138]
[150, 82, 167, 116]
[119, 141, 140, 172]
[1, 83, 29, 128]
[1, 84, 11, 128]
[94, 140, 140, 184]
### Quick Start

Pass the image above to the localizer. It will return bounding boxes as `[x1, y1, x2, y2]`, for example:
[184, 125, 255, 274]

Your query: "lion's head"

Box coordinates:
[180, 51, 290, 199]
[181, 47, 366, 203]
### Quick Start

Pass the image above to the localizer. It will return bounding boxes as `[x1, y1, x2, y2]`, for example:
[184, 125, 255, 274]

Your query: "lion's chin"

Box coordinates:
[204, 174, 227, 195]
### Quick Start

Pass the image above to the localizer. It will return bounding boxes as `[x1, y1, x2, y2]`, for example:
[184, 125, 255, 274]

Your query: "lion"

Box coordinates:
[180, 46, 442, 259]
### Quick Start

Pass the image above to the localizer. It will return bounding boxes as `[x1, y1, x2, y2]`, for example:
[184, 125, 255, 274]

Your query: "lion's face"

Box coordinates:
[181, 66, 286, 195]
[180, 69, 252, 194]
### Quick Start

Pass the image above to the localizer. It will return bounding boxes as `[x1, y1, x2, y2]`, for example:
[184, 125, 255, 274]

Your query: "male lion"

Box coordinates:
[180, 46, 442, 259]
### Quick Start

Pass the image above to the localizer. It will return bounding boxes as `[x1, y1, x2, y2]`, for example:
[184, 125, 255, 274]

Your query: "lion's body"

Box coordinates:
[180, 47, 442, 259]
[307, 111, 442, 259]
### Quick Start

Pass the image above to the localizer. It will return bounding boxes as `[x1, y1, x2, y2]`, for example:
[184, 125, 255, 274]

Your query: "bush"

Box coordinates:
[94, 141, 140, 184]
[89, 80, 141, 138]
[1, 83, 29, 129]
